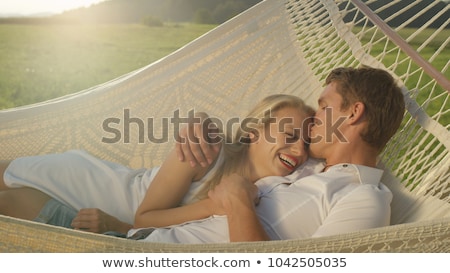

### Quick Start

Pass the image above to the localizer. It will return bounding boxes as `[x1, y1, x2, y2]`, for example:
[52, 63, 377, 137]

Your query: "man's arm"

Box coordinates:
[208, 174, 270, 242]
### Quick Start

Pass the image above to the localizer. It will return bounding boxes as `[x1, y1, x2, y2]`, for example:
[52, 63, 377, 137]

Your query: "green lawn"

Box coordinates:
[363, 27, 449, 127]
[0, 23, 216, 109]
[0, 23, 448, 117]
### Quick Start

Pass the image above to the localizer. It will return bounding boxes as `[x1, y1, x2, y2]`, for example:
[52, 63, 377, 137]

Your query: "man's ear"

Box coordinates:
[348, 102, 365, 124]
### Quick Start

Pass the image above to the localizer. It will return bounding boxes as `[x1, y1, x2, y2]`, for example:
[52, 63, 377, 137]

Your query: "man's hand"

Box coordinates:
[208, 174, 268, 242]
[208, 174, 259, 211]
[71, 208, 132, 234]
[175, 112, 222, 168]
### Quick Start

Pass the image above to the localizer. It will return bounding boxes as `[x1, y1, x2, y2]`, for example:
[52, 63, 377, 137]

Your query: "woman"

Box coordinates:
[0, 94, 314, 235]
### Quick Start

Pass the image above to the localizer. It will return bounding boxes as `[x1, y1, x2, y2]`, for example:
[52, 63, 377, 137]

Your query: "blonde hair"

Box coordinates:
[193, 94, 315, 200]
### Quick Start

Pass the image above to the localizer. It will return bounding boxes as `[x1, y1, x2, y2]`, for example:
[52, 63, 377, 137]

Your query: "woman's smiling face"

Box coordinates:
[248, 106, 310, 179]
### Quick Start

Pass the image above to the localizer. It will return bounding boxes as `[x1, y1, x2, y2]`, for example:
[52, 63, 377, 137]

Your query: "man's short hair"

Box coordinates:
[326, 66, 405, 151]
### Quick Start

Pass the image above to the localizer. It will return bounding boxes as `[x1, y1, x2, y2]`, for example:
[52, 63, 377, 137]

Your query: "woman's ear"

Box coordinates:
[348, 102, 365, 124]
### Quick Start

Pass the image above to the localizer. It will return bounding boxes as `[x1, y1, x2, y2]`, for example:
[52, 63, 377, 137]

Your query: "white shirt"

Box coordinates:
[131, 159, 393, 243]
[256, 162, 392, 239]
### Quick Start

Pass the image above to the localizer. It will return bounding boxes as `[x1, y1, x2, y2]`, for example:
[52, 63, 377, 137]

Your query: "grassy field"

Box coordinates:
[362, 27, 449, 125]
[0, 23, 448, 116]
[0, 23, 216, 109]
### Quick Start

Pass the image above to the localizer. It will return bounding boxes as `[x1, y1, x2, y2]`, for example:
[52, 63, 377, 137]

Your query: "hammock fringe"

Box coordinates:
[0, 0, 449, 252]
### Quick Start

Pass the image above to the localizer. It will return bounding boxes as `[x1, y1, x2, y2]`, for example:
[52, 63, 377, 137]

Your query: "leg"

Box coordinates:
[0, 160, 12, 191]
[0, 160, 52, 220]
[0, 187, 51, 220]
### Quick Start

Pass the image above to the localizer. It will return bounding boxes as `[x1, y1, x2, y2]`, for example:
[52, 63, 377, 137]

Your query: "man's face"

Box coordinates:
[309, 82, 349, 159]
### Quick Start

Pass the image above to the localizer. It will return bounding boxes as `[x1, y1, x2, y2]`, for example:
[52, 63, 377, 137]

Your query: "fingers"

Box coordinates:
[71, 208, 105, 233]
[175, 117, 198, 163]
[176, 123, 205, 167]
[72, 208, 132, 234]
[199, 123, 222, 165]
[175, 115, 222, 167]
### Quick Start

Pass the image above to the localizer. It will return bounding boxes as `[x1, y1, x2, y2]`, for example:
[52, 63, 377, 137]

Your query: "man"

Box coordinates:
[175, 66, 405, 242]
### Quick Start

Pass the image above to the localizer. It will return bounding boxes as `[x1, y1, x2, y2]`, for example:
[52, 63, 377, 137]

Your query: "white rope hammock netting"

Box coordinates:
[0, 0, 449, 252]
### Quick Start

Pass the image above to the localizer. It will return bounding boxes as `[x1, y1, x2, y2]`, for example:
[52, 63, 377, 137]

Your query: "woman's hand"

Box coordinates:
[71, 208, 132, 234]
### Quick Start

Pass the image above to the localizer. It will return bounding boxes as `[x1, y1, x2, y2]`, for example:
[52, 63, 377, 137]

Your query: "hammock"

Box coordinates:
[0, 0, 449, 252]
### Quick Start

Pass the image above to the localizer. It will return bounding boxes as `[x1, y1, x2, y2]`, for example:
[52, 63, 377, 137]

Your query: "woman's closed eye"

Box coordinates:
[285, 132, 300, 143]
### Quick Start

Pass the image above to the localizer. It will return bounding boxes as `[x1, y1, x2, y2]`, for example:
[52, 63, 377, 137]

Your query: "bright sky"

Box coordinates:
[0, 0, 106, 15]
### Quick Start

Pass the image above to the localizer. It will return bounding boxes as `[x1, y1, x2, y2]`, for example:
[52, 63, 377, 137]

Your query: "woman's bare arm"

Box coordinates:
[134, 149, 217, 228]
